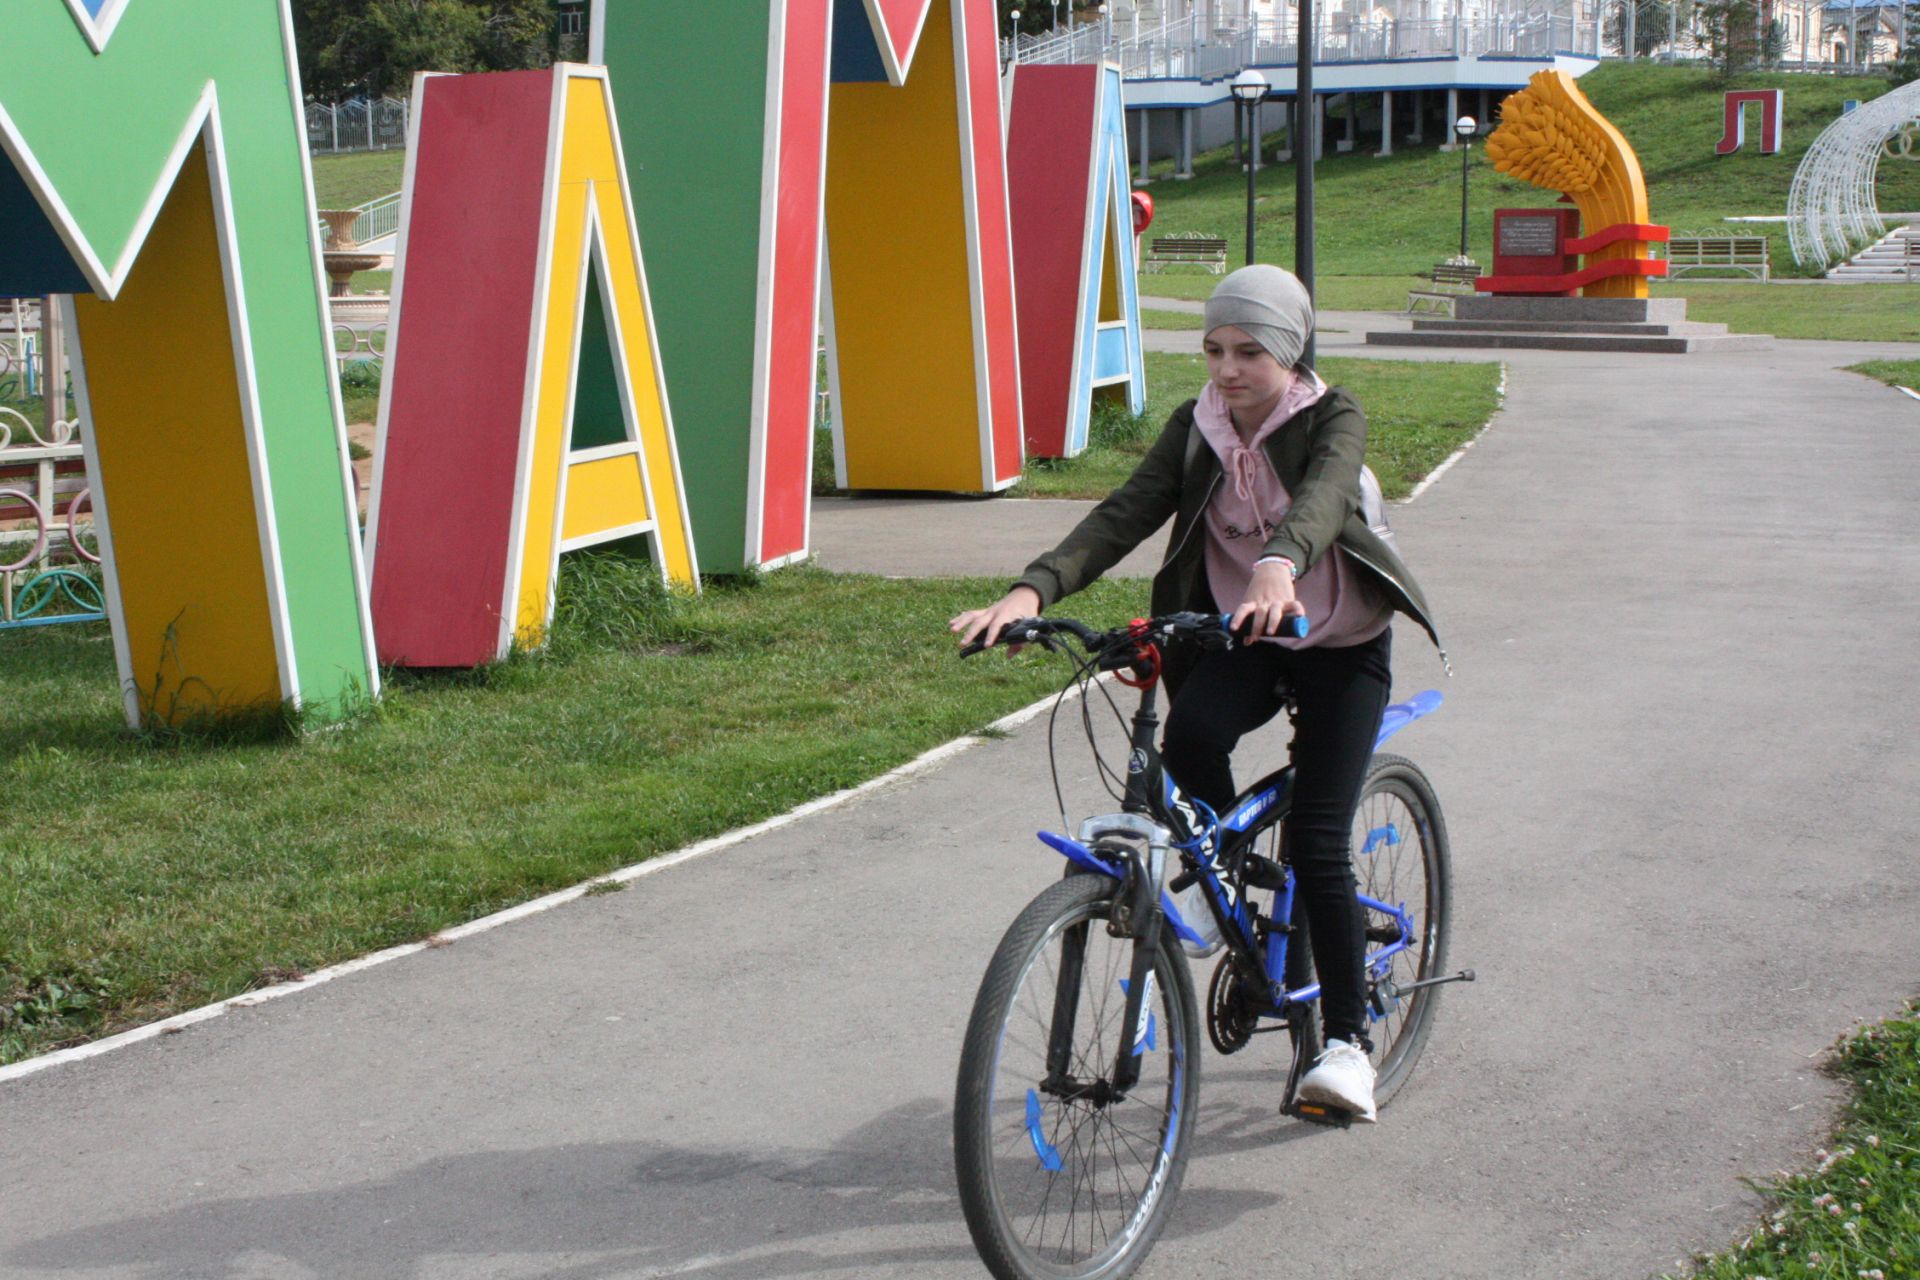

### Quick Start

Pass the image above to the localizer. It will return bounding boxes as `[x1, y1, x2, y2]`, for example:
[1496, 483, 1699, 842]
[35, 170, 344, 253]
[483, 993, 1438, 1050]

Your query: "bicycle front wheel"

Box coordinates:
[1354, 752, 1452, 1106]
[954, 874, 1201, 1280]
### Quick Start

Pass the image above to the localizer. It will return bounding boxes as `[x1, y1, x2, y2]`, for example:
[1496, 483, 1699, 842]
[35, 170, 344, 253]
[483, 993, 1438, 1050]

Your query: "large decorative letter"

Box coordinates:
[1717, 89, 1784, 155]
[0, 2, 377, 727]
[368, 66, 698, 669]
[824, 0, 1024, 492]
[593, 0, 1022, 570]
[1007, 63, 1145, 459]
[593, 0, 835, 573]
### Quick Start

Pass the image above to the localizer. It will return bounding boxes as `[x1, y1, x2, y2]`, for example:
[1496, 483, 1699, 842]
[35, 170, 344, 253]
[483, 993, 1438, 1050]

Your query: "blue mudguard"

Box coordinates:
[1034, 831, 1210, 950]
[1374, 690, 1443, 750]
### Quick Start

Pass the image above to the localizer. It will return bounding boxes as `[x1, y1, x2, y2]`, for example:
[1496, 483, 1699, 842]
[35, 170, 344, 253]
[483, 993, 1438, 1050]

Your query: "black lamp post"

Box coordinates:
[1298, 0, 1318, 365]
[1230, 69, 1268, 267]
[1454, 114, 1476, 261]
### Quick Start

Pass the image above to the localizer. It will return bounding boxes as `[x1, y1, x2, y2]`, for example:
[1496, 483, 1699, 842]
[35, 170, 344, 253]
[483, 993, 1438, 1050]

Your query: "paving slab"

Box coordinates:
[4, 334, 1920, 1279]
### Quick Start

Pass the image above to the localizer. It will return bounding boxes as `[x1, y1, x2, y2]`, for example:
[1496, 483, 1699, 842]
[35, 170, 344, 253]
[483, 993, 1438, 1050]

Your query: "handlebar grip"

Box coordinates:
[1225, 613, 1310, 642]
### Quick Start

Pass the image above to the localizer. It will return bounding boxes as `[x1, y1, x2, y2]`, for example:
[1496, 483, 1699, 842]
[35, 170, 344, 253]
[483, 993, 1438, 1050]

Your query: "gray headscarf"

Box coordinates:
[1203, 265, 1314, 369]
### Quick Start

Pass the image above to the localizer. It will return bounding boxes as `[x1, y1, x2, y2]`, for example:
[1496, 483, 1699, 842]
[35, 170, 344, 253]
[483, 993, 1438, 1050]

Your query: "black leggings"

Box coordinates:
[1161, 628, 1393, 1048]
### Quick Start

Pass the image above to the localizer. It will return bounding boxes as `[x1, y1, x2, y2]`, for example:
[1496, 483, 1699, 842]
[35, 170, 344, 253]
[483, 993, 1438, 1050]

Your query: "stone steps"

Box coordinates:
[1408, 317, 1734, 337]
[1366, 293, 1773, 353]
[1369, 329, 1772, 353]
[1826, 223, 1920, 283]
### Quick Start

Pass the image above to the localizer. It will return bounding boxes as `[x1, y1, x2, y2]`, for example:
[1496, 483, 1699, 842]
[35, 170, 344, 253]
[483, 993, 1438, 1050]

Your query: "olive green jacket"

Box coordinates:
[1014, 389, 1443, 656]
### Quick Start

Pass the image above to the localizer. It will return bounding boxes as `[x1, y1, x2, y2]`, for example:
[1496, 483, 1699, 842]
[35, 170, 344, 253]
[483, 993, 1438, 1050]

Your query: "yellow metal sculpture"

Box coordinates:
[1486, 70, 1662, 299]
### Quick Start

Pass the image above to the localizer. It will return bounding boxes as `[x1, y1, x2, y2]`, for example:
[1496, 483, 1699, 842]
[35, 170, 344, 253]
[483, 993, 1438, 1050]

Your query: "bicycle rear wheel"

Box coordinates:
[1353, 752, 1452, 1106]
[954, 874, 1201, 1280]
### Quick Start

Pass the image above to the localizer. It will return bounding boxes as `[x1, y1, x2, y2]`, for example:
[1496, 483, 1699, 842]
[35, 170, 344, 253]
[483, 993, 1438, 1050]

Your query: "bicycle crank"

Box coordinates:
[1376, 969, 1476, 1003]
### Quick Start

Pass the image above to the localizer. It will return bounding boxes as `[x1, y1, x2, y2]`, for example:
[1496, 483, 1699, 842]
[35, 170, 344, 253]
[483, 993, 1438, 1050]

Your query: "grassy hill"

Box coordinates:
[1139, 62, 1920, 278]
[309, 149, 406, 211]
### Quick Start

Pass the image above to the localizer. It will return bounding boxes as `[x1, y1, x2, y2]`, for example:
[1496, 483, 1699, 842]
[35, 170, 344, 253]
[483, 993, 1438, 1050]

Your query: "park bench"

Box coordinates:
[1406, 260, 1481, 315]
[1142, 233, 1228, 275]
[1906, 234, 1920, 283]
[1664, 235, 1771, 282]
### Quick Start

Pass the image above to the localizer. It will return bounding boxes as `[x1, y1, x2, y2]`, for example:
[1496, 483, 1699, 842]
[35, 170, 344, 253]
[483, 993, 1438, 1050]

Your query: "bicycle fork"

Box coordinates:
[1041, 842, 1167, 1107]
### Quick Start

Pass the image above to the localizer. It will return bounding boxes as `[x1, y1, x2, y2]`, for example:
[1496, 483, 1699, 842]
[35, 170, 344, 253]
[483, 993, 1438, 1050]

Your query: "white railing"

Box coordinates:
[314, 191, 403, 252]
[350, 192, 403, 244]
[1006, 9, 1601, 76]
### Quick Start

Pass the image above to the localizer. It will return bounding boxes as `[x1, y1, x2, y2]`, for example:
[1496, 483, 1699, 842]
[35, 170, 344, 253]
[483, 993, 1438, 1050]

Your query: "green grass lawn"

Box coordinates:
[1007, 350, 1501, 500]
[1142, 307, 1206, 329]
[1846, 358, 1920, 389]
[309, 150, 407, 211]
[1144, 273, 1920, 342]
[1138, 62, 1920, 280]
[1668, 1006, 1920, 1280]
[0, 561, 1150, 1064]
[1663, 283, 1920, 342]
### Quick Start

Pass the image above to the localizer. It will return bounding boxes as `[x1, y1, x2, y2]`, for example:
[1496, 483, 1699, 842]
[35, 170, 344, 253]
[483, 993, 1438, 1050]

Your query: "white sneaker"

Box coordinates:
[1297, 1039, 1378, 1123]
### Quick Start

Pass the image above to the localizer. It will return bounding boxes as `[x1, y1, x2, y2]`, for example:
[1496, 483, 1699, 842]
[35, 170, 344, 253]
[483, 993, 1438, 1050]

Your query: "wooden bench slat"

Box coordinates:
[1663, 234, 1770, 282]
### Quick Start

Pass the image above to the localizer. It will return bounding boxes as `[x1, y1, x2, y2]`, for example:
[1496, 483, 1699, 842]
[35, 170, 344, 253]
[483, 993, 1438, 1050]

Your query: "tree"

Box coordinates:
[1604, 0, 1678, 58]
[1697, 0, 1779, 76]
[998, 0, 1055, 36]
[292, 0, 555, 101]
[1890, 1, 1920, 84]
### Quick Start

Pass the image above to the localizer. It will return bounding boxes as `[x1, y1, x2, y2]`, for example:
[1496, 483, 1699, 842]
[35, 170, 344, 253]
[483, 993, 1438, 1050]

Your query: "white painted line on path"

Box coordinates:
[0, 682, 1091, 1087]
[1402, 360, 1508, 505]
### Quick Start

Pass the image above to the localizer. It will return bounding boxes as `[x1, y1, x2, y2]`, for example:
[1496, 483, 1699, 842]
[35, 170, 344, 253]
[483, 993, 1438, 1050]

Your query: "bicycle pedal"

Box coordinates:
[1287, 1100, 1355, 1130]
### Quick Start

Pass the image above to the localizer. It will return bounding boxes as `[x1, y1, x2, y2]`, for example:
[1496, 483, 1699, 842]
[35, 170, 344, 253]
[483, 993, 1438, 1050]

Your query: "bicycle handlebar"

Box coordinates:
[958, 610, 1308, 660]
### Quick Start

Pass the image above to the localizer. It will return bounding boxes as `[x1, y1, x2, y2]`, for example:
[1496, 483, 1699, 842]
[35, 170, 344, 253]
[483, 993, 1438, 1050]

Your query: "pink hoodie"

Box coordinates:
[1191, 375, 1391, 650]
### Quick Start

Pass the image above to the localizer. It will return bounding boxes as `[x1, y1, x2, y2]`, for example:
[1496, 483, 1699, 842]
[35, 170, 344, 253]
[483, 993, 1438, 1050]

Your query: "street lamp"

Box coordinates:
[1230, 69, 1269, 266]
[1004, 7, 1021, 69]
[1454, 114, 1476, 262]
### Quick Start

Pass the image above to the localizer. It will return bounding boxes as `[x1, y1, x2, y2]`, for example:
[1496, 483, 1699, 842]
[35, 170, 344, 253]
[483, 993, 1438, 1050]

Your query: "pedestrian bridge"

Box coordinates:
[1006, 11, 1600, 173]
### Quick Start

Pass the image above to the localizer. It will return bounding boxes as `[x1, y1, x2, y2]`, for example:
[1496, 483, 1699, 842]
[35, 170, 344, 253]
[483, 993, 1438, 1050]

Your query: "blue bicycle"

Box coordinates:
[952, 612, 1472, 1280]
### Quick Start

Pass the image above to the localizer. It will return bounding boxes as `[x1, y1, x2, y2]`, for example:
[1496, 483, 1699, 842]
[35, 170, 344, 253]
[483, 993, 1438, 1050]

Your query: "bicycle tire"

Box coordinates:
[954, 874, 1201, 1280]
[1352, 752, 1452, 1106]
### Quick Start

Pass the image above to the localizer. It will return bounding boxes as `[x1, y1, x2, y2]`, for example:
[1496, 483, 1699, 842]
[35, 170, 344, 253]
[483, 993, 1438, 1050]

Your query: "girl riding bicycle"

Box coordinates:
[951, 264, 1441, 1123]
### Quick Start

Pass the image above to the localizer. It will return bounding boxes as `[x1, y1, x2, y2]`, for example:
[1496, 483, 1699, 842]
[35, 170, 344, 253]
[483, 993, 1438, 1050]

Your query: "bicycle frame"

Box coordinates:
[1033, 672, 1443, 1095]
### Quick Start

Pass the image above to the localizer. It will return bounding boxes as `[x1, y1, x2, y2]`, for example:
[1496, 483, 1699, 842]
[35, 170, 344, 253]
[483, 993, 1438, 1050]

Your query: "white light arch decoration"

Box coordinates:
[1788, 79, 1920, 270]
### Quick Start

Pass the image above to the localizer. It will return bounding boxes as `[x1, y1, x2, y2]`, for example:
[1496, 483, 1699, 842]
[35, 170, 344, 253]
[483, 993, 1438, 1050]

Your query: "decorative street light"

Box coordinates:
[1004, 7, 1021, 69]
[1230, 69, 1269, 266]
[1454, 114, 1476, 261]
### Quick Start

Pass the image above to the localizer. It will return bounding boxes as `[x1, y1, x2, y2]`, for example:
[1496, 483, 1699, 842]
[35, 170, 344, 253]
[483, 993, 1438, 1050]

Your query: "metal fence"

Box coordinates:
[307, 96, 409, 154]
[0, 355, 101, 632]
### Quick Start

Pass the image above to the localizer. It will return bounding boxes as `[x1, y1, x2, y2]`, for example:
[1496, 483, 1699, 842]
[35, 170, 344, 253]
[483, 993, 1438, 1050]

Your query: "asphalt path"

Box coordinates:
[4, 328, 1919, 1279]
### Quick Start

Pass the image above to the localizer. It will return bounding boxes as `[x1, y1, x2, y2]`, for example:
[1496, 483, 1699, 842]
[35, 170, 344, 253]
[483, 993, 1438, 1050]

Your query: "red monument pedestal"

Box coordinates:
[1490, 207, 1582, 295]
[1476, 206, 1669, 295]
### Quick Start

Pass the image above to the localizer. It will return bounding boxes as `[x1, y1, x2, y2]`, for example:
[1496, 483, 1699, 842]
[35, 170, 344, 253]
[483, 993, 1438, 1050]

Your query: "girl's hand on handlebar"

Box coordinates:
[951, 586, 1043, 652]
[1230, 561, 1307, 639]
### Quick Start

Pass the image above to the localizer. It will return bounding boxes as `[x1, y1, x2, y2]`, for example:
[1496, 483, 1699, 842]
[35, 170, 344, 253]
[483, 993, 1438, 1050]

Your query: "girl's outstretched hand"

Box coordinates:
[1231, 560, 1306, 638]
[951, 585, 1043, 651]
